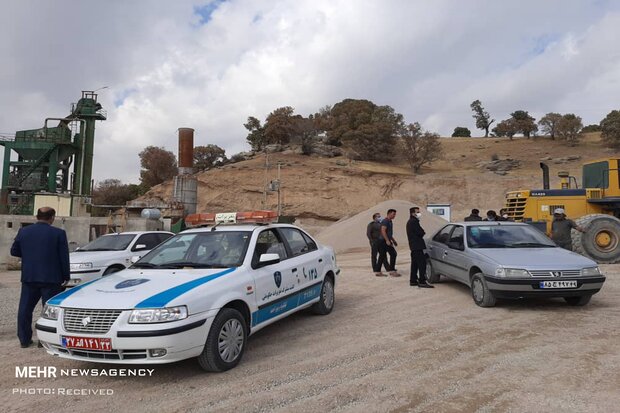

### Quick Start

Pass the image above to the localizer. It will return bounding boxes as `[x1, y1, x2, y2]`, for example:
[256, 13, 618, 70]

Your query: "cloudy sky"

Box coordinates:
[2, 0, 620, 184]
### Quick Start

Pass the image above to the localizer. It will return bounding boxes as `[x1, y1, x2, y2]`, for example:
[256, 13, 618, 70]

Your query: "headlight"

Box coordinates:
[42, 304, 60, 320]
[581, 267, 601, 276]
[70, 262, 93, 270]
[128, 306, 188, 323]
[495, 268, 530, 278]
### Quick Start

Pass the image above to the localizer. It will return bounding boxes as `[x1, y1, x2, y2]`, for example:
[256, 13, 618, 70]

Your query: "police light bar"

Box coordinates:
[185, 210, 278, 227]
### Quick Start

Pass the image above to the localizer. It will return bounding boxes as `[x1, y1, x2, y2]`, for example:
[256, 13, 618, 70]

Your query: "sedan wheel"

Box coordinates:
[471, 272, 496, 307]
[198, 308, 247, 372]
[312, 276, 335, 315]
[426, 260, 440, 284]
[564, 295, 592, 306]
[218, 319, 244, 363]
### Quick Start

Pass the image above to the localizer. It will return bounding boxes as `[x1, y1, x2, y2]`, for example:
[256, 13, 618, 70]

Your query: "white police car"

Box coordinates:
[36, 212, 339, 372]
[68, 231, 174, 286]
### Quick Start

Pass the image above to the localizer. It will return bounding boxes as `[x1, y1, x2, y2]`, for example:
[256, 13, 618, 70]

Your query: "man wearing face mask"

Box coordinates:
[498, 208, 513, 221]
[406, 207, 434, 288]
[367, 212, 383, 276]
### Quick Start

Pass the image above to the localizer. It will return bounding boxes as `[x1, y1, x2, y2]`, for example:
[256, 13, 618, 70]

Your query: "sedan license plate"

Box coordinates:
[62, 336, 112, 351]
[539, 280, 578, 289]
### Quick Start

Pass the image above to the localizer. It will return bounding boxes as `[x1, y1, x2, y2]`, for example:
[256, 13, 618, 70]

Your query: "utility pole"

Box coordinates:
[262, 153, 268, 209]
[276, 162, 282, 217]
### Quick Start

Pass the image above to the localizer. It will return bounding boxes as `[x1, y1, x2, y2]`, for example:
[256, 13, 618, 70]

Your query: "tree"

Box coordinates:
[538, 113, 562, 140]
[600, 110, 620, 149]
[244, 116, 266, 151]
[581, 124, 602, 133]
[492, 119, 517, 139]
[92, 179, 144, 206]
[451, 127, 471, 137]
[470, 100, 495, 137]
[400, 123, 442, 173]
[193, 145, 227, 170]
[556, 114, 583, 146]
[326, 99, 404, 161]
[510, 110, 538, 138]
[263, 106, 296, 146]
[139, 146, 178, 189]
[291, 116, 319, 155]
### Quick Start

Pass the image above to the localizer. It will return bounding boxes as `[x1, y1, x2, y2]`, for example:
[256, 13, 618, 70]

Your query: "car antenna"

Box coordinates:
[210, 223, 220, 232]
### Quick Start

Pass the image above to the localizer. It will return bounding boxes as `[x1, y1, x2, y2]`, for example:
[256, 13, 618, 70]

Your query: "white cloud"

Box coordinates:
[2, 0, 620, 185]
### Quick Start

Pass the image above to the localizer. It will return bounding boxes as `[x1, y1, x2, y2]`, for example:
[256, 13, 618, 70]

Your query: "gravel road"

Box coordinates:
[1, 251, 619, 413]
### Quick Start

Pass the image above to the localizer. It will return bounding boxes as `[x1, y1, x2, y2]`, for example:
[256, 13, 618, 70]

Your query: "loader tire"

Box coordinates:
[572, 214, 620, 264]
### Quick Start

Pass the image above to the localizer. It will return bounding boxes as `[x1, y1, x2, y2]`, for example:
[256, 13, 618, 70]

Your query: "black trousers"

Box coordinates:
[18, 282, 63, 345]
[370, 241, 380, 272]
[410, 250, 427, 283]
[377, 242, 397, 272]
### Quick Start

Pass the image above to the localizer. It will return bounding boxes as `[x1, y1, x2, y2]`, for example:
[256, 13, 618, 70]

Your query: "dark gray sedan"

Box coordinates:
[425, 222, 606, 307]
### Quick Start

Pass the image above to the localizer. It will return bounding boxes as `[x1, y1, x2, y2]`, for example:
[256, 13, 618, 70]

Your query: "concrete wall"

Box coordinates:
[0, 215, 164, 270]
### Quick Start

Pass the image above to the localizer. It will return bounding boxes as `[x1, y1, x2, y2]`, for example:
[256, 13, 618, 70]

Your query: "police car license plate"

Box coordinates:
[539, 280, 578, 289]
[62, 336, 112, 351]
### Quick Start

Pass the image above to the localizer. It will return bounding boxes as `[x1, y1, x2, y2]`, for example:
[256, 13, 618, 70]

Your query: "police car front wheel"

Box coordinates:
[198, 308, 247, 372]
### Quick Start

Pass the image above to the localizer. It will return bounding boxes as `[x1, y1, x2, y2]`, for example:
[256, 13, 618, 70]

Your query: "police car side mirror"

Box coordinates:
[130, 256, 141, 264]
[258, 253, 280, 267]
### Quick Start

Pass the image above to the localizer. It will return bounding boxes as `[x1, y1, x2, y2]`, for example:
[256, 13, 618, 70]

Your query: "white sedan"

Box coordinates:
[68, 231, 174, 286]
[36, 220, 339, 372]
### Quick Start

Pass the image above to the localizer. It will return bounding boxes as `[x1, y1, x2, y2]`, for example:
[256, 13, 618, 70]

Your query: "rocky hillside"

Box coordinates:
[138, 133, 614, 233]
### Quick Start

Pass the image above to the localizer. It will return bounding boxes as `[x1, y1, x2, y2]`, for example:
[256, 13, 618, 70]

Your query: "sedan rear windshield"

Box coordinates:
[76, 234, 135, 251]
[467, 225, 556, 248]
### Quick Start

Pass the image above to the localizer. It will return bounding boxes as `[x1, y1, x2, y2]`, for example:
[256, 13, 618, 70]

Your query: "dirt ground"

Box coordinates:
[1, 252, 619, 413]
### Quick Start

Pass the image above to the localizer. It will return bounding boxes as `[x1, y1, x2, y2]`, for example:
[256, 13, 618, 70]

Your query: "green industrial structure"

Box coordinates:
[0, 91, 106, 215]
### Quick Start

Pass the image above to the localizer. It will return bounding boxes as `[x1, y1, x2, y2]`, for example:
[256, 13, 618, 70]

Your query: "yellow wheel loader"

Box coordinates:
[504, 158, 620, 263]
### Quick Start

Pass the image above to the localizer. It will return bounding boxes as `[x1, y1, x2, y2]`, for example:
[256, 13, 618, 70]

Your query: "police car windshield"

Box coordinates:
[77, 234, 135, 251]
[467, 225, 556, 249]
[134, 231, 252, 269]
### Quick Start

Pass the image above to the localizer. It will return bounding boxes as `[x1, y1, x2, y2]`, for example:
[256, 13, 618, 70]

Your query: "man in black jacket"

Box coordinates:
[11, 207, 70, 348]
[366, 212, 383, 276]
[464, 209, 483, 221]
[406, 207, 433, 288]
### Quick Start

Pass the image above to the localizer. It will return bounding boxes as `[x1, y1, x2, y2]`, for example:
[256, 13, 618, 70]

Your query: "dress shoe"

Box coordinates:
[389, 271, 401, 277]
[418, 283, 435, 288]
[410, 281, 418, 286]
[375, 272, 387, 277]
[20, 340, 33, 348]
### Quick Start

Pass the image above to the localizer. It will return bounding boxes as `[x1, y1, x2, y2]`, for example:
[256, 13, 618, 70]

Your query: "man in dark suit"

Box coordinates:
[11, 207, 70, 348]
[406, 207, 433, 288]
[366, 212, 383, 276]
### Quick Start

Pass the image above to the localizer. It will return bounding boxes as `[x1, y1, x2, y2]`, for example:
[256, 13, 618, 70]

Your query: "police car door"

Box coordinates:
[251, 229, 296, 326]
[278, 227, 322, 291]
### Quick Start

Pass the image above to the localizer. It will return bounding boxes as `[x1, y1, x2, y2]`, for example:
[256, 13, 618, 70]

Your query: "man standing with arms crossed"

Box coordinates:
[377, 209, 400, 277]
[406, 207, 434, 288]
[11, 207, 70, 348]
